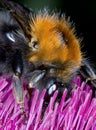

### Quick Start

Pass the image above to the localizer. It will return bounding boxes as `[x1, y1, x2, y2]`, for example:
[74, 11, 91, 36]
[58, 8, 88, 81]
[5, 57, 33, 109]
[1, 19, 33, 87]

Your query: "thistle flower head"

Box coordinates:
[0, 76, 96, 130]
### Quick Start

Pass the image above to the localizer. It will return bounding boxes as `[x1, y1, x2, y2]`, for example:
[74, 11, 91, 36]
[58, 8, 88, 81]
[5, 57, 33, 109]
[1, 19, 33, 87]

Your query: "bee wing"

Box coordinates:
[0, 0, 35, 39]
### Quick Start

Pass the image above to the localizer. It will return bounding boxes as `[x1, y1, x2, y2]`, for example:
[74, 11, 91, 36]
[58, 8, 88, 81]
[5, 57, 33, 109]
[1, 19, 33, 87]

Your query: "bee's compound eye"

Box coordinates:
[6, 32, 15, 42]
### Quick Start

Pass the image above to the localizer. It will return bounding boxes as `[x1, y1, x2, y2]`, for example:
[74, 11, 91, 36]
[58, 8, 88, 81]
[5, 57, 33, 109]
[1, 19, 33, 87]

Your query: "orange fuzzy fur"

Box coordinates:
[27, 12, 83, 82]
[29, 14, 82, 64]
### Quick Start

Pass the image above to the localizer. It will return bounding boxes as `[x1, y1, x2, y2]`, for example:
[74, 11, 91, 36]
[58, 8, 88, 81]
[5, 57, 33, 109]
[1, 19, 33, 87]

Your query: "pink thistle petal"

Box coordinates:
[50, 102, 59, 130]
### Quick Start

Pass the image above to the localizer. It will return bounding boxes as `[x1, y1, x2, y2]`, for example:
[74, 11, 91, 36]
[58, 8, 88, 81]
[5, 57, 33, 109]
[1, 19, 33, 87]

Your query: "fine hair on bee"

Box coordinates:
[0, 8, 36, 117]
[1, 0, 96, 102]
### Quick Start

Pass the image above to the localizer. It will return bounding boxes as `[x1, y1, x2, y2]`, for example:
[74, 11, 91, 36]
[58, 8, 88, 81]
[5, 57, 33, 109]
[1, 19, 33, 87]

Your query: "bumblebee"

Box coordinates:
[1, 0, 96, 99]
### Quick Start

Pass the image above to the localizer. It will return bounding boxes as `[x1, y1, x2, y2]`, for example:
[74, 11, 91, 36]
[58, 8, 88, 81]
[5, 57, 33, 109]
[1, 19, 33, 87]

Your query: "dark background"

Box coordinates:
[8, 0, 96, 65]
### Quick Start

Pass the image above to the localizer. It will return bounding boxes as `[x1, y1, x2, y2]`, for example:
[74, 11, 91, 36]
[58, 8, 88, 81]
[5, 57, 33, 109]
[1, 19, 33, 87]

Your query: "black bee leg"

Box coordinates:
[39, 76, 69, 103]
[12, 50, 26, 118]
[43, 77, 62, 102]
[37, 76, 71, 113]
[79, 60, 96, 87]
[13, 75, 24, 107]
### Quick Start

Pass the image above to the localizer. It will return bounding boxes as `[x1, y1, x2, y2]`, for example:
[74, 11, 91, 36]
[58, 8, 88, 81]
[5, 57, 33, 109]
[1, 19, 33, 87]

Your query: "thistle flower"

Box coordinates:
[0, 76, 96, 130]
